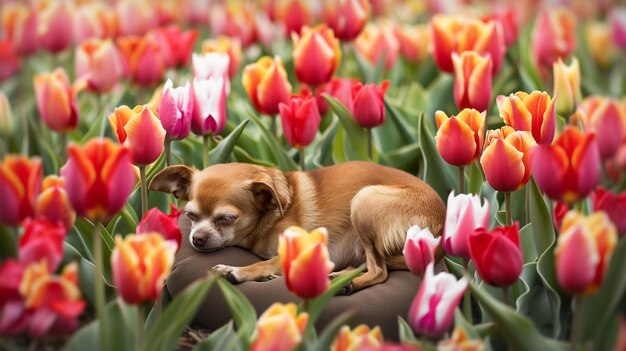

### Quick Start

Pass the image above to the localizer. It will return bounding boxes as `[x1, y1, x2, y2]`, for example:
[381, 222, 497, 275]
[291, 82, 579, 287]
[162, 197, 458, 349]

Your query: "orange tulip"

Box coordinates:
[1, 3, 38, 55]
[435, 109, 485, 167]
[250, 303, 308, 351]
[394, 24, 430, 64]
[497, 91, 556, 145]
[553, 58, 581, 116]
[355, 22, 400, 70]
[278, 227, 335, 299]
[577, 97, 626, 160]
[532, 7, 576, 67]
[37, 0, 75, 53]
[292, 24, 341, 86]
[242, 56, 292, 115]
[430, 14, 505, 74]
[0, 155, 42, 226]
[452, 51, 492, 112]
[111, 233, 176, 304]
[117, 36, 164, 87]
[75, 38, 123, 93]
[480, 127, 536, 192]
[332, 325, 383, 351]
[35, 176, 76, 231]
[438, 327, 485, 351]
[109, 105, 166, 166]
[322, 0, 370, 41]
[201, 36, 242, 78]
[34, 68, 82, 133]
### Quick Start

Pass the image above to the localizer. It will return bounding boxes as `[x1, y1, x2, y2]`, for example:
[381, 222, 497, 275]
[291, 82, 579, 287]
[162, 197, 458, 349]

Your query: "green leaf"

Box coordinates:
[120, 203, 139, 232]
[311, 117, 339, 168]
[246, 109, 298, 171]
[0, 226, 16, 259]
[216, 278, 258, 342]
[425, 74, 455, 121]
[80, 106, 109, 144]
[209, 119, 250, 165]
[398, 316, 417, 343]
[383, 98, 418, 144]
[535, 241, 565, 339]
[193, 322, 243, 351]
[306, 266, 365, 326]
[467, 162, 483, 195]
[528, 179, 554, 257]
[145, 286, 172, 333]
[517, 262, 562, 337]
[307, 311, 355, 351]
[454, 309, 481, 339]
[323, 94, 371, 161]
[418, 113, 457, 200]
[519, 224, 538, 264]
[143, 275, 217, 351]
[331, 127, 347, 164]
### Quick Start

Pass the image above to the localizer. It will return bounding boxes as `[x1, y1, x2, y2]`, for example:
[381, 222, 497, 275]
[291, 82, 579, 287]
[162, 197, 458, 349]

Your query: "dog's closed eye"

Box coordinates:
[185, 211, 199, 222]
[215, 214, 238, 226]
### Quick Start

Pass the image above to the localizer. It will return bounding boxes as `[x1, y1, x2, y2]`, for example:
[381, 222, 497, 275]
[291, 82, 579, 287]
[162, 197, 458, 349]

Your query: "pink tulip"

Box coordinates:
[354, 22, 400, 70]
[408, 263, 467, 338]
[403, 225, 440, 277]
[322, 0, 369, 41]
[352, 81, 389, 129]
[592, 187, 626, 235]
[34, 68, 82, 133]
[157, 79, 194, 141]
[75, 39, 123, 93]
[109, 105, 166, 166]
[115, 0, 157, 37]
[18, 218, 66, 273]
[292, 24, 341, 87]
[279, 91, 321, 149]
[191, 76, 228, 137]
[192, 52, 230, 93]
[442, 191, 490, 259]
[532, 7, 576, 67]
[577, 97, 626, 160]
[37, 1, 75, 53]
[73, 3, 115, 43]
[1, 3, 38, 55]
[316, 77, 356, 115]
[117, 36, 164, 87]
[610, 8, 626, 49]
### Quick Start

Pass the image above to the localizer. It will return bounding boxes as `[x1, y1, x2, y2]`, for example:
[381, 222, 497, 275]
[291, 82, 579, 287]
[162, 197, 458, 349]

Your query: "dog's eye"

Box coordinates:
[215, 214, 238, 226]
[185, 211, 198, 222]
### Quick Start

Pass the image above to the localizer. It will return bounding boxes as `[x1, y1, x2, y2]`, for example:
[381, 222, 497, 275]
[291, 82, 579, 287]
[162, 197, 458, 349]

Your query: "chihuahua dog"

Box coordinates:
[149, 161, 445, 293]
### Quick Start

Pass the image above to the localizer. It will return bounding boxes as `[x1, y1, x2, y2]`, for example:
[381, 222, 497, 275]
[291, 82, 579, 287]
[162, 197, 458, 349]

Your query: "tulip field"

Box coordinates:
[1, 0, 626, 350]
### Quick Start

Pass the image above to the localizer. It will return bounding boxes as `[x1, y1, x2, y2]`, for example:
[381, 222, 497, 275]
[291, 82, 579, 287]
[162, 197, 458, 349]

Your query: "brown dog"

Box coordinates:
[149, 161, 445, 293]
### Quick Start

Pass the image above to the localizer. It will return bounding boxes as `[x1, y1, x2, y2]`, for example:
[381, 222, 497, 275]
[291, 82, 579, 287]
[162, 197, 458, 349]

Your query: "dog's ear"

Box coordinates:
[149, 165, 196, 200]
[249, 169, 291, 217]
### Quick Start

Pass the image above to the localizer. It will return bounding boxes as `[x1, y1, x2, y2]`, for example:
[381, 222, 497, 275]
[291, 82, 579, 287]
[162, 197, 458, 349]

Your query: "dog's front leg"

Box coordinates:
[211, 256, 282, 284]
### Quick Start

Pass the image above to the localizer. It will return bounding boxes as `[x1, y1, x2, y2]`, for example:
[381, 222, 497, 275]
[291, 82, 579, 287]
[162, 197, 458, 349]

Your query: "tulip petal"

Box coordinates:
[481, 139, 525, 192]
[436, 117, 477, 167]
[530, 145, 569, 201]
[556, 226, 598, 294]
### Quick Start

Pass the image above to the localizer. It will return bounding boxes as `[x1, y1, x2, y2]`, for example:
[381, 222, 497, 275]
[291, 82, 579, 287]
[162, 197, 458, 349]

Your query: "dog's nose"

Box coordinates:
[192, 235, 207, 247]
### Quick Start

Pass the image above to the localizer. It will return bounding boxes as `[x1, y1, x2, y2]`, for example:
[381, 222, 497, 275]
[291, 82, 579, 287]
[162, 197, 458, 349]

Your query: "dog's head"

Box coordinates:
[149, 163, 291, 252]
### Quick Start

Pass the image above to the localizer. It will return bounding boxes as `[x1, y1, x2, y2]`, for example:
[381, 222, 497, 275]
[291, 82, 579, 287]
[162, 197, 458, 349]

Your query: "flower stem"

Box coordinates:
[202, 134, 210, 169]
[571, 296, 583, 348]
[502, 286, 510, 306]
[165, 139, 172, 167]
[367, 128, 373, 161]
[137, 303, 145, 349]
[299, 148, 306, 171]
[505, 192, 512, 226]
[59, 132, 67, 162]
[462, 259, 472, 322]
[140, 165, 148, 217]
[271, 116, 278, 140]
[94, 222, 107, 351]
[458, 166, 465, 194]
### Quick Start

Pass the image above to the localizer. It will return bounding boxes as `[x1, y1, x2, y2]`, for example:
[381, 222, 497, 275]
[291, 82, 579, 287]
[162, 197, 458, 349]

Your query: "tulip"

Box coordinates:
[352, 81, 389, 129]
[19, 261, 85, 337]
[355, 22, 400, 70]
[148, 26, 198, 68]
[592, 187, 626, 235]
[430, 14, 505, 74]
[157, 79, 194, 141]
[242, 56, 292, 116]
[322, 0, 369, 41]
[483, 7, 519, 46]
[438, 327, 485, 351]
[37, 1, 74, 53]
[531, 126, 600, 204]
[117, 36, 164, 87]
[610, 8, 626, 49]
[209, 2, 257, 48]
[0, 92, 14, 137]
[75, 39, 123, 93]
[34, 68, 82, 133]
[274, 0, 311, 35]
[192, 52, 230, 93]
[555, 210, 617, 295]
[279, 91, 321, 149]
[109, 105, 166, 166]
[201, 36, 242, 78]
[435, 109, 486, 167]
[361, 344, 422, 351]
[332, 325, 383, 351]
[552, 58, 581, 116]
[0, 259, 26, 335]
[292, 24, 341, 86]
[394, 24, 430, 65]
[452, 51, 493, 112]
[191, 76, 228, 137]
[278, 227, 335, 299]
[403, 225, 440, 277]
[316, 77, 356, 115]
[137, 204, 183, 249]
[0, 155, 42, 226]
[1, 3, 38, 55]
[60, 138, 135, 222]
[553, 202, 569, 230]
[18, 218, 66, 273]
[251, 303, 308, 351]
[585, 21, 617, 69]
[35, 176, 76, 232]
[0, 40, 20, 82]
[115, 0, 157, 37]
[480, 127, 536, 192]
[73, 2, 115, 43]
[469, 223, 522, 286]
[182, 0, 209, 25]
[577, 97, 626, 160]
[497, 91, 556, 145]
[442, 192, 490, 259]
[532, 8, 576, 67]
[408, 263, 467, 338]
[111, 233, 176, 304]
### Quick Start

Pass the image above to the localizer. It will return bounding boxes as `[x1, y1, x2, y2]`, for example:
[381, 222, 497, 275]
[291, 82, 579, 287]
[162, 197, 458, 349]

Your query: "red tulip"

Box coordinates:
[274, 0, 311, 35]
[497, 91, 556, 145]
[60, 138, 135, 222]
[354, 22, 400, 70]
[352, 81, 389, 129]
[75, 39, 123, 93]
[403, 225, 440, 277]
[34, 68, 82, 133]
[35, 175, 76, 231]
[109, 105, 166, 165]
[452, 51, 492, 112]
[0, 259, 26, 336]
[469, 223, 523, 287]
[157, 79, 193, 141]
[18, 218, 66, 273]
[578, 97, 626, 160]
[0, 155, 42, 226]
[531, 126, 600, 204]
[0, 40, 21, 82]
[532, 7, 576, 67]
[117, 36, 164, 87]
[37, 1, 74, 53]
[322, 0, 370, 41]
[592, 187, 626, 235]
[242, 56, 292, 116]
[137, 204, 183, 249]
[147, 26, 198, 68]
[279, 91, 321, 149]
[316, 77, 356, 115]
[1, 3, 38, 55]
[292, 24, 341, 86]
[435, 109, 486, 167]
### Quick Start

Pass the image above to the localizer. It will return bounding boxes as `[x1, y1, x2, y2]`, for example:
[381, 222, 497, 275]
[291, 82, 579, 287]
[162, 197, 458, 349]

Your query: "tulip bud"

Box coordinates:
[332, 325, 383, 351]
[117, 36, 165, 87]
[111, 233, 176, 304]
[403, 225, 440, 277]
[278, 227, 335, 299]
[480, 127, 536, 192]
[577, 97, 626, 160]
[435, 109, 486, 167]
[75, 39, 123, 94]
[37, 1, 75, 53]
[0, 40, 21, 82]
[553, 58, 581, 116]
[0, 259, 26, 336]
[610, 8, 626, 49]
[469, 223, 523, 287]
[1, 3, 38, 55]
[210, 2, 257, 48]
[394, 24, 430, 65]
[322, 0, 370, 41]
[137, 204, 183, 249]
[157, 79, 194, 141]
[115, 0, 157, 37]
[352, 81, 389, 129]
[148, 26, 198, 68]
[279, 91, 321, 149]
[292, 24, 341, 86]
[201, 36, 242, 78]
[274, 0, 311, 35]
[316, 77, 356, 115]
[0, 92, 14, 137]
[74, 2, 116, 44]
[34, 68, 81, 133]
[191, 76, 228, 137]
[35, 175, 76, 231]
[251, 303, 308, 351]
[354, 22, 400, 70]
[109, 105, 166, 166]
[483, 7, 519, 47]
[555, 211, 617, 295]
[61, 138, 135, 222]
[497, 91, 556, 145]
[585, 21, 617, 68]
[592, 187, 626, 236]
[452, 51, 493, 112]
[532, 7, 576, 67]
[242, 56, 292, 115]
[18, 218, 66, 273]
[0, 155, 42, 226]
[408, 263, 467, 338]
[192, 52, 230, 93]
[531, 126, 600, 204]
[442, 191, 490, 259]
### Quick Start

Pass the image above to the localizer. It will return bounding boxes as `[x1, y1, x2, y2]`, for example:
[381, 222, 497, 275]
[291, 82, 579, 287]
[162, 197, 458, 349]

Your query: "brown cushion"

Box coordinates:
[166, 216, 439, 341]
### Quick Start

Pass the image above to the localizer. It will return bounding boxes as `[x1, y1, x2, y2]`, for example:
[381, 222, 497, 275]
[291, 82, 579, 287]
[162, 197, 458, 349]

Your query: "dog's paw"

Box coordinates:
[211, 264, 242, 284]
[256, 274, 278, 282]
[336, 282, 354, 296]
